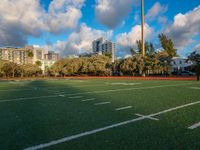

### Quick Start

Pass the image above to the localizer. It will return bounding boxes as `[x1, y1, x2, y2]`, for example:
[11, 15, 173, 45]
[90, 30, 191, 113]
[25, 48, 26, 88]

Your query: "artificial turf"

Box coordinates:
[0, 79, 200, 150]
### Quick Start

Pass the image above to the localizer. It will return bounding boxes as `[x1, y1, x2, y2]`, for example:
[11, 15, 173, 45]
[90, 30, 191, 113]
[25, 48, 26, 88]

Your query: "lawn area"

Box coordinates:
[0, 79, 200, 150]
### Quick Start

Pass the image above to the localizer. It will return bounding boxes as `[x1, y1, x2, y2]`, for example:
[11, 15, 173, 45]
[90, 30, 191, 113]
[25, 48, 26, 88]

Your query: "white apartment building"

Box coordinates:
[0, 46, 34, 64]
[0, 46, 59, 73]
[92, 37, 115, 62]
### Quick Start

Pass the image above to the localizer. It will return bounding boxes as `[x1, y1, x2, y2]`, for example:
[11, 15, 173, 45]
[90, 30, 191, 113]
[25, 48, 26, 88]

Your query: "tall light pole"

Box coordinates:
[141, 0, 145, 57]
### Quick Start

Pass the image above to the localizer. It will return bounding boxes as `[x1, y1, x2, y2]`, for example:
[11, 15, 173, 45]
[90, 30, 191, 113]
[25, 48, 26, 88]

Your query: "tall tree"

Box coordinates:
[130, 47, 137, 56]
[158, 33, 177, 58]
[188, 51, 200, 81]
[136, 40, 155, 55]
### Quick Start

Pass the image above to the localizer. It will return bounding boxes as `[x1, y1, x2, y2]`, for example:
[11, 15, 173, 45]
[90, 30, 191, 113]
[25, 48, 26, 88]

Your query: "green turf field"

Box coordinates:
[0, 79, 200, 150]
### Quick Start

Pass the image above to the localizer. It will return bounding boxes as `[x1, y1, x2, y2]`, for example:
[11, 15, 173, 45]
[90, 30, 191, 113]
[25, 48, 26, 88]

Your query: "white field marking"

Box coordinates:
[0, 82, 196, 103]
[81, 98, 95, 102]
[61, 82, 197, 96]
[94, 102, 111, 105]
[135, 113, 159, 121]
[188, 122, 200, 130]
[24, 100, 200, 150]
[73, 85, 105, 88]
[189, 87, 200, 90]
[106, 82, 141, 86]
[0, 95, 58, 103]
[69, 96, 83, 99]
[0, 89, 33, 92]
[41, 89, 62, 94]
[115, 106, 132, 111]
[59, 95, 65, 97]
[70, 80, 88, 83]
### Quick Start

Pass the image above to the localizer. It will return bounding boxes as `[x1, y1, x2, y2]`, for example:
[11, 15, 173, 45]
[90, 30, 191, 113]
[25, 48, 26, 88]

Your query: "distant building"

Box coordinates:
[44, 51, 59, 61]
[41, 51, 60, 73]
[92, 37, 115, 62]
[0, 46, 34, 64]
[171, 57, 193, 73]
[0, 46, 59, 74]
[33, 47, 45, 62]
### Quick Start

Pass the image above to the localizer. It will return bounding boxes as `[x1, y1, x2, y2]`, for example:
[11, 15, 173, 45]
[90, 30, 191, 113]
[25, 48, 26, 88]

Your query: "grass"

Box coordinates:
[0, 79, 200, 150]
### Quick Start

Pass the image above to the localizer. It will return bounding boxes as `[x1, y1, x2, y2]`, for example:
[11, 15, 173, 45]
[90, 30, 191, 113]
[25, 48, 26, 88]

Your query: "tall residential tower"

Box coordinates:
[92, 37, 115, 62]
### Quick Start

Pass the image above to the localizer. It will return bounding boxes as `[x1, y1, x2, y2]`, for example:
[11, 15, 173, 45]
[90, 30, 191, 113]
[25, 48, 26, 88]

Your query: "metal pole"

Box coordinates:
[141, 0, 145, 57]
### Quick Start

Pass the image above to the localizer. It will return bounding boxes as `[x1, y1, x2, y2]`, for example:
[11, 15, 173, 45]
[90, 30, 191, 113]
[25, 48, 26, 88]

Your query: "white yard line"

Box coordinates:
[189, 87, 200, 90]
[94, 102, 111, 105]
[115, 106, 132, 111]
[59, 95, 65, 97]
[81, 98, 95, 102]
[188, 122, 200, 130]
[135, 113, 159, 121]
[0, 95, 58, 103]
[24, 100, 200, 150]
[0, 89, 33, 92]
[69, 96, 83, 99]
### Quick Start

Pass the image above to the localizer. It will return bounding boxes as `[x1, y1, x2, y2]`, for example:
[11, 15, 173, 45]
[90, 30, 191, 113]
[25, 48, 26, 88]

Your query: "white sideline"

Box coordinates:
[73, 85, 104, 88]
[115, 106, 132, 111]
[81, 98, 95, 102]
[59, 95, 65, 97]
[0, 82, 196, 103]
[69, 96, 83, 99]
[94, 102, 111, 105]
[0, 95, 58, 103]
[24, 100, 200, 150]
[189, 87, 200, 90]
[62, 82, 197, 96]
[0, 89, 33, 92]
[188, 122, 200, 130]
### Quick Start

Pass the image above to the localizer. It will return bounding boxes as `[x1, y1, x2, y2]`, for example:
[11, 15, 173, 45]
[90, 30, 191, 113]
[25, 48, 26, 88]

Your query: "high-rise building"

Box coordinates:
[33, 47, 45, 62]
[92, 37, 115, 62]
[44, 51, 59, 61]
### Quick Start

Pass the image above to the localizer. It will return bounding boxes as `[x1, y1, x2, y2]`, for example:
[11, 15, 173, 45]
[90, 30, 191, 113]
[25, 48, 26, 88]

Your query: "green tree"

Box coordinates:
[158, 33, 177, 58]
[27, 51, 34, 58]
[136, 40, 155, 56]
[130, 47, 137, 56]
[35, 60, 42, 67]
[188, 51, 200, 81]
[120, 57, 137, 75]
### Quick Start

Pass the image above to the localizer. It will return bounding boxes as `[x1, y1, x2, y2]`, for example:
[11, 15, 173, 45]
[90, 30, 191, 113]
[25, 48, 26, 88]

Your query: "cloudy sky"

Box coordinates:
[0, 0, 200, 57]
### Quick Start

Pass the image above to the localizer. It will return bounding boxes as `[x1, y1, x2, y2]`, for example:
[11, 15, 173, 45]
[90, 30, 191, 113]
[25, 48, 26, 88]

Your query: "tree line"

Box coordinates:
[48, 34, 176, 76]
[0, 61, 42, 78]
[0, 34, 199, 78]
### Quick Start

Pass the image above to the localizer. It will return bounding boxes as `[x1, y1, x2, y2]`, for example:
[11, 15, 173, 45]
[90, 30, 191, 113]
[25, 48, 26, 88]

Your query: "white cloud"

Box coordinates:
[165, 5, 200, 48]
[0, 0, 85, 46]
[45, 24, 113, 56]
[194, 44, 200, 54]
[116, 24, 154, 47]
[115, 24, 154, 57]
[95, 0, 139, 28]
[146, 2, 168, 22]
[47, 0, 85, 34]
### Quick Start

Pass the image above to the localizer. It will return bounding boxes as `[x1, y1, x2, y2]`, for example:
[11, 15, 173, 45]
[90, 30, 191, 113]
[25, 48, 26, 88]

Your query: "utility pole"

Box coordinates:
[141, 0, 145, 57]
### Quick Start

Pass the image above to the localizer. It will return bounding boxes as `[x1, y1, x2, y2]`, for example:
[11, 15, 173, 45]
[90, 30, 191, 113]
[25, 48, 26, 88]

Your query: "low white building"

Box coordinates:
[41, 59, 56, 73]
[171, 57, 193, 73]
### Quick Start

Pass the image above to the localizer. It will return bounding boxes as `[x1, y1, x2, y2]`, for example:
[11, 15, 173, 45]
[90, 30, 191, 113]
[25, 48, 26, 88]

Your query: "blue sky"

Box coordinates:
[0, 0, 200, 57]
